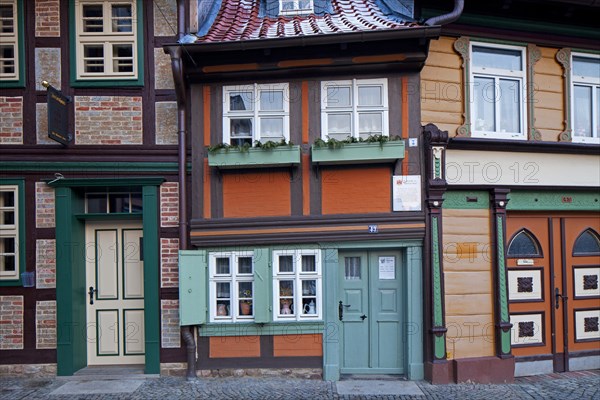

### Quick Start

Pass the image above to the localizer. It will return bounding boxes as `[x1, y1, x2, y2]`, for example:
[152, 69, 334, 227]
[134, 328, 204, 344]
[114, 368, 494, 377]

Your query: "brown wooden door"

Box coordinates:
[507, 214, 600, 372]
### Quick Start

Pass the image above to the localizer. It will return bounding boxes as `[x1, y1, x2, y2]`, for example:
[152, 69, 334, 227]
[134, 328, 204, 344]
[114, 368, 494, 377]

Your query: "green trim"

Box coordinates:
[96, 309, 120, 356]
[326, 240, 422, 249]
[95, 229, 119, 301]
[76, 213, 143, 221]
[208, 146, 301, 169]
[422, 9, 600, 40]
[495, 217, 511, 355]
[122, 229, 144, 300]
[48, 177, 166, 188]
[253, 247, 271, 324]
[405, 246, 424, 380]
[179, 250, 207, 326]
[69, 0, 144, 87]
[0, 0, 25, 88]
[507, 191, 600, 211]
[443, 191, 490, 209]
[322, 248, 340, 381]
[198, 322, 325, 336]
[431, 217, 446, 360]
[311, 141, 405, 165]
[3, 162, 179, 173]
[0, 179, 25, 287]
[123, 309, 145, 355]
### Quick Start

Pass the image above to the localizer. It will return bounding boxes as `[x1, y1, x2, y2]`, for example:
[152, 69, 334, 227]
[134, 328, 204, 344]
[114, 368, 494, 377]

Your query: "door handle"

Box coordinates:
[338, 301, 351, 321]
[555, 288, 567, 309]
[88, 286, 97, 305]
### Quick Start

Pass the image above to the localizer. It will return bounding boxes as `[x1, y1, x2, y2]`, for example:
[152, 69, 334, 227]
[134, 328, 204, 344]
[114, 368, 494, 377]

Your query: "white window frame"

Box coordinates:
[222, 83, 290, 146]
[320, 78, 389, 140]
[279, 0, 314, 15]
[0, 0, 18, 80]
[571, 52, 600, 144]
[469, 42, 527, 140]
[208, 251, 254, 323]
[272, 249, 322, 322]
[0, 185, 18, 280]
[75, 0, 138, 80]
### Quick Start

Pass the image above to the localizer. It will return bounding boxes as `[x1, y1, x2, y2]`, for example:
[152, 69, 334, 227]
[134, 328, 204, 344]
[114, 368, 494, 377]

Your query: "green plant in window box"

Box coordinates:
[208, 139, 294, 154]
[313, 134, 402, 149]
[240, 289, 252, 315]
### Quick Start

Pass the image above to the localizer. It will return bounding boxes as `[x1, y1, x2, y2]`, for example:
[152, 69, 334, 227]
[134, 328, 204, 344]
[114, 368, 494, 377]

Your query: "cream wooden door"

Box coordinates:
[85, 221, 145, 365]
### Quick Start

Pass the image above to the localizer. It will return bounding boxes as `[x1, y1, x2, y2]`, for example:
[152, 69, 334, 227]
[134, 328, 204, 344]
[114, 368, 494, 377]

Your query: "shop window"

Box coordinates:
[273, 249, 321, 321]
[280, 0, 313, 15]
[0, 184, 20, 282]
[571, 54, 600, 143]
[573, 229, 600, 256]
[222, 83, 290, 146]
[321, 78, 389, 141]
[209, 252, 255, 322]
[470, 43, 527, 139]
[507, 229, 541, 258]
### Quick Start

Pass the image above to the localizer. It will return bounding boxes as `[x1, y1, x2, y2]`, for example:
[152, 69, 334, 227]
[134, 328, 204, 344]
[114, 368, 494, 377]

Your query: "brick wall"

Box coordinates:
[75, 96, 143, 145]
[161, 238, 179, 288]
[36, 301, 56, 349]
[160, 182, 179, 227]
[35, 0, 60, 37]
[161, 300, 180, 348]
[0, 296, 24, 350]
[0, 97, 23, 144]
[35, 182, 55, 228]
[36, 239, 56, 289]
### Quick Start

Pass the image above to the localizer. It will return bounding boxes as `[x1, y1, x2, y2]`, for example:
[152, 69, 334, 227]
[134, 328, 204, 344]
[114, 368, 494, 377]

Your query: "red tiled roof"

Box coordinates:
[197, 0, 418, 43]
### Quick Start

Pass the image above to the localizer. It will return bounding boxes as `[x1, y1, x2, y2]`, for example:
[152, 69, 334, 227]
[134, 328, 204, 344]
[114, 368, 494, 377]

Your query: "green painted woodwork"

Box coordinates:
[69, 0, 144, 87]
[253, 248, 271, 323]
[198, 322, 324, 336]
[208, 146, 301, 169]
[405, 246, 424, 380]
[0, 179, 25, 287]
[443, 191, 490, 209]
[142, 185, 160, 374]
[311, 141, 405, 165]
[431, 217, 446, 360]
[76, 213, 143, 221]
[48, 177, 165, 188]
[495, 216, 511, 355]
[55, 187, 87, 376]
[434, 156, 441, 180]
[0, 0, 25, 88]
[507, 191, 600, 211]
[1, 162, 180, 173]
[327, 240, 422, 249]
[179, 250, 207, 326]
[322, 248, 340, 381]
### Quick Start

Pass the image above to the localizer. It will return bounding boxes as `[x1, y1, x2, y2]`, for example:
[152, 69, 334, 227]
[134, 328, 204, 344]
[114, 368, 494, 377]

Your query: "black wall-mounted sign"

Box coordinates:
[46, 84, 72, 146]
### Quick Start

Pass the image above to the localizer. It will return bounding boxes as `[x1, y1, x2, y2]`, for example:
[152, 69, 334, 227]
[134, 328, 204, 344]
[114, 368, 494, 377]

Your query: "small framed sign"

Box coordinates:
[393, 175, 421, 211]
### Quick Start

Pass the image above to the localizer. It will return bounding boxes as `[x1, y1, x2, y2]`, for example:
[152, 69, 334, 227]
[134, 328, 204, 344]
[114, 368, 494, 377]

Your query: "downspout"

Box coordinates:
[169, 0, 196, 380]
[424, 0, 464, 26]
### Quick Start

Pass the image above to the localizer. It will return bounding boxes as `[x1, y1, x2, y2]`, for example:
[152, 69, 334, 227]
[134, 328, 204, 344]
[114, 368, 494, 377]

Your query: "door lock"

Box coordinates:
[360, 314, 367, 321]
[88, 286, 97, 305]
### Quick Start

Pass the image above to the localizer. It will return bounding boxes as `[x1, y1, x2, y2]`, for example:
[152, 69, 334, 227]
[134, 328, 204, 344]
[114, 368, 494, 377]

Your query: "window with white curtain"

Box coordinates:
[0, 0, 18, 80]
[209, 252, 255, 323]
[280, 0, 313, 15]
[470, 43, 527, 139]
[321, 79, 389, 140]
[571, 54, 600, 143]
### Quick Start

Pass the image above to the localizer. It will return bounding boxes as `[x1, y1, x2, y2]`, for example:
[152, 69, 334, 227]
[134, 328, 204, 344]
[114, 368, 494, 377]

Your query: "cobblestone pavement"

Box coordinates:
[1, 370, 598, 400]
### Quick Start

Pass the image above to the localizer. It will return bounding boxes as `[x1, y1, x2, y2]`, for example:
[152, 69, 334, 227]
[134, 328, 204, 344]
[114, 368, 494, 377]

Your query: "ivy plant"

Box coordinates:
[208, 139, 294, 154]
[313, 134, 402, 149]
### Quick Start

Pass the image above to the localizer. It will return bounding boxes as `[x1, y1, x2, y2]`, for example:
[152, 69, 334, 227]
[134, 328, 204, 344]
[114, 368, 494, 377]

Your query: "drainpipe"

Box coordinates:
[168, 0, 196, 380]
[424, 0, 464, 26]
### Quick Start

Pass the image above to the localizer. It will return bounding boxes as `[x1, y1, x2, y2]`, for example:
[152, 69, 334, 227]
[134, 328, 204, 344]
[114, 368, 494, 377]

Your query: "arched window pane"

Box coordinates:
[573, 229, 600, 256]
[507, 230, 541, 257]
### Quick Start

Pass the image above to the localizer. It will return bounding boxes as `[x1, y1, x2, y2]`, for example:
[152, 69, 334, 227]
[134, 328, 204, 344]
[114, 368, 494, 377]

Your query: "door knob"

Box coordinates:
[88, 286, 97, 305]
[360, 314, 367, 321]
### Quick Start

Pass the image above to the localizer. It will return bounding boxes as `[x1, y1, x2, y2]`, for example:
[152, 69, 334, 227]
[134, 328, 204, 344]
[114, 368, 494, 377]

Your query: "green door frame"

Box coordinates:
[50, 177, 164, 376]
[322, 241, 424, 381]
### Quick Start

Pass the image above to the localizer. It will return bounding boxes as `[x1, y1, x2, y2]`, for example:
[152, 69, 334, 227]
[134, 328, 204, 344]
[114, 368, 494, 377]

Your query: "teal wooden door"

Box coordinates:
[339, 250, 404, 374]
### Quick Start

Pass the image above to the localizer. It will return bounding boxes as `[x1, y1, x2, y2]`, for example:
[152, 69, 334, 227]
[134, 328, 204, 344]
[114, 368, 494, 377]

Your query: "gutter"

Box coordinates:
[425, 0, 464, 26]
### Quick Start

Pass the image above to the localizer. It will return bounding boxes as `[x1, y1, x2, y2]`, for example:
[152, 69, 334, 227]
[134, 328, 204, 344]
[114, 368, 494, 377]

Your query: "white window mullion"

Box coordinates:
[253, 83, 259, 142]
[494, 76, 501, 134]
[352, 79, 359, 139]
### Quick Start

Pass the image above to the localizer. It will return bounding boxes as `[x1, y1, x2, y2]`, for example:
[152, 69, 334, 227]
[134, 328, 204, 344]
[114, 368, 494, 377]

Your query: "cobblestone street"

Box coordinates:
[1, 370, 599, 400]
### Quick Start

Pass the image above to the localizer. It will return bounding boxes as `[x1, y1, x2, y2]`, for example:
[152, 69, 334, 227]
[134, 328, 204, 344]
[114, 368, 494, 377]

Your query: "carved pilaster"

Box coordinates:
[527, 44, 542, 141]
[556, 48, 572, 142]
[453, 37, 471, 138]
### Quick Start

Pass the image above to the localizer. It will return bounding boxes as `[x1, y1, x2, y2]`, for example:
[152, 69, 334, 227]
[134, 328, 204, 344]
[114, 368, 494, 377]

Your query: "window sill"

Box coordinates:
[208, 145, 301, 169]
[198, 321, 324, 336]
[311, 141, 405, 165]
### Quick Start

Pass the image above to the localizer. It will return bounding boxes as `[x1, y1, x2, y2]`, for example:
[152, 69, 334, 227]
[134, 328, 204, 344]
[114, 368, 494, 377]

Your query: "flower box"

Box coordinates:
[208, 145, 301, 169]
[311, 141, 405, 165]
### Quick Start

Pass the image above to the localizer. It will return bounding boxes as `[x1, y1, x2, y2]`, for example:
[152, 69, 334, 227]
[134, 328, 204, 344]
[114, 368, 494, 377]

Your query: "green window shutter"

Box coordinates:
[179, 250, 207, 326]
[253, 247, 271, 323]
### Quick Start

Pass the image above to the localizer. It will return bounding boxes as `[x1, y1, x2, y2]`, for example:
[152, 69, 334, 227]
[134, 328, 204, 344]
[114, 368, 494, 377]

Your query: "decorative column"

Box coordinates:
[556, 48, 572, 142]
[423, 124, 450, 382]
[491, 189, 512, 358]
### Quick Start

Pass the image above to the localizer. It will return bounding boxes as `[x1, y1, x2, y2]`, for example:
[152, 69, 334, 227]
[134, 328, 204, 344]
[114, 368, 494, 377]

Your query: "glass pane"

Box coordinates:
[0, 191, 14, 207]
[216, 257, 230, 274]
[260, 90, 284, 111]
[0, 211, 14, 225]
[279, 280, 294, 297]
[281, 0, 295, 11]
[302, 297, 317, 314]
[473, 77, 495, 132]
[573, 85, 592, 137]
[326, 86, 351, 107]
[229, 92, 254, 111]
[112, 44, 133, 73]
[230, 118, 252, 138]
[0, 44, 15, 74]
[0, 255, 15, 272]
[301, 255, 316, 272]
[0, 5, 14, 34]
[302, 280, 316, 296]
[472, 46, 522, 71]
[573, 56, 600, 80]
[86, 194, 107, 213]
[327, 113, 351, 139]
[507, 231, 540, 257]
[573, 230, 600, 255]
[358, 86, 382, 106]
[82, 5, 103, 32]
[597, 88, 600, 136]
[499, 79, 520, 133]
[260, 118, 284, 139]
[299, 0, 312, 9]
[279, 280, 294, 315]
[238, 281, 253, 315]
[345, 257, 361, 279]
[216, 282, 230, 298]
[111, 4, 132, 33]
[109, 193, 129, 213]
[0, 237, 15, 253]
[279, 255, 294, 273]
[83, 45, 104, 73]
[358, 113, 383, 137]
[238, 257, 253, 274]
[130, 193, 143, 213]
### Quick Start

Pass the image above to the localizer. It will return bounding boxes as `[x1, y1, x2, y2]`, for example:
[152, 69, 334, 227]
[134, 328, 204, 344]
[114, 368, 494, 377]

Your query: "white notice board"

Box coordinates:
[393, 175, 421, 211]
